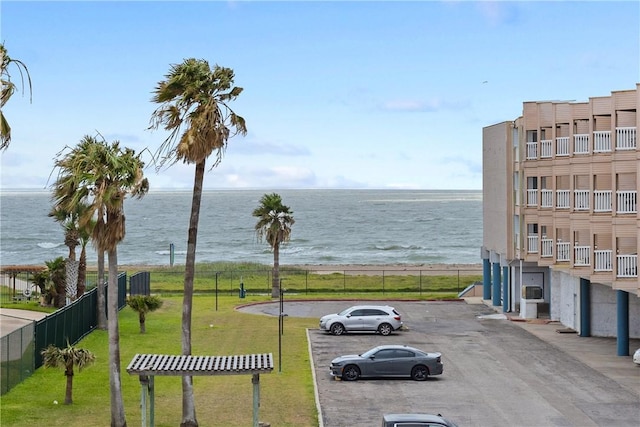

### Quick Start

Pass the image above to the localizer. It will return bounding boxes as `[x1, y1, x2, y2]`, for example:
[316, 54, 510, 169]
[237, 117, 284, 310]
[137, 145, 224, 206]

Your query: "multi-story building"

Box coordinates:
[482, 84, 639, 355]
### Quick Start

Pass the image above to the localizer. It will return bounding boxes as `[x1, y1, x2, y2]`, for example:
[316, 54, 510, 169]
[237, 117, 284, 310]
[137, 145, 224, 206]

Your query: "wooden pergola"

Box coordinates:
[0, 265, 46, 300]
[126, 353, 274, 427]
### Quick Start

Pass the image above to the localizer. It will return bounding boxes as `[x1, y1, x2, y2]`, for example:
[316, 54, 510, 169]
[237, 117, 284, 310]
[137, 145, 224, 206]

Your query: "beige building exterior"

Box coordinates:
[482, 84, 639, 346]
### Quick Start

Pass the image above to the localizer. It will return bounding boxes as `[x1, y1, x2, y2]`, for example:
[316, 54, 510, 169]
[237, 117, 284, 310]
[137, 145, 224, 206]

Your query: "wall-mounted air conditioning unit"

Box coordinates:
[522, 285, 543, 300]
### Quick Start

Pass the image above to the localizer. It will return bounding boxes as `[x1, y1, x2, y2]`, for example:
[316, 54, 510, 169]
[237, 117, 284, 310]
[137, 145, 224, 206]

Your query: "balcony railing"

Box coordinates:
[556, 242, 570, 261]
[573, 134, 589, 154]
[528, 242, 637, 276]
[556, 137, 570, 156]
[526, 142, 538, 159]
[527, 235, 539, 253]
[541, 238, 553, 257]
[574, 246, 591, 266]
[527, 189, 538, 206]
[617, 254, 638, 278]
[574, 190, 590, 211]
[593, 131, 611, 152]
[540, 140, 553, 158]
[616, 191, 637, 213]
[594, 250, 613, 271]
[556, 190, 570, 209]
[541, 190, 553, 208]
[593, 190, 612, 212]
[616, 127, 637, 150]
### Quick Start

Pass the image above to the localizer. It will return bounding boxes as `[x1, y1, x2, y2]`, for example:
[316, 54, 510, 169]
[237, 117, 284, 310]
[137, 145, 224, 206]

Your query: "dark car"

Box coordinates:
[382, 413, 458, 427]
[330, 344, 443, 381]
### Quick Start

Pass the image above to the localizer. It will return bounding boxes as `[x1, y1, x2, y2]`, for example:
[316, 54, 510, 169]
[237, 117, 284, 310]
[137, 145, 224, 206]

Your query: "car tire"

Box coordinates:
[377, 323, 393, 336]
[330, 323, 345, 336]
[341, 365, 360, 381]
[411, 365, 429, 381]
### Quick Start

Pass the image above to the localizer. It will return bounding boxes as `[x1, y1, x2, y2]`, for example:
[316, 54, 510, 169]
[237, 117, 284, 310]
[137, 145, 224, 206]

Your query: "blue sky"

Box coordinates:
[1, 1, 638, 190]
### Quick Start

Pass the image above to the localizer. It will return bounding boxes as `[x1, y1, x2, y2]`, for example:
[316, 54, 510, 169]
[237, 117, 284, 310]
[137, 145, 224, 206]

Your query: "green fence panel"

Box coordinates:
[0, 322, 36, 395]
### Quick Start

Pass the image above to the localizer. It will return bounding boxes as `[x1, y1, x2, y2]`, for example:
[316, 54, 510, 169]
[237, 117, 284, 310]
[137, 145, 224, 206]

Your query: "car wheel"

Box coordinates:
[378, 323, 392, 336]
[330, 323, 345, 336]
[341, 365, 360, 381]
[411, 365, 429, 381]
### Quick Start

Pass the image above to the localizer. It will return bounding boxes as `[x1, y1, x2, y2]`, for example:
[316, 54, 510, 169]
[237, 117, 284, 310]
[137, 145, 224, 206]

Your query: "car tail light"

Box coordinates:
[394, 316, 401, 320]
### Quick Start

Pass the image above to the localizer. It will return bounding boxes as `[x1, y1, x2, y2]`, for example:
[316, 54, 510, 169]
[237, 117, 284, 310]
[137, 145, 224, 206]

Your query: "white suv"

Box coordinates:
[319, 305, 403, 336]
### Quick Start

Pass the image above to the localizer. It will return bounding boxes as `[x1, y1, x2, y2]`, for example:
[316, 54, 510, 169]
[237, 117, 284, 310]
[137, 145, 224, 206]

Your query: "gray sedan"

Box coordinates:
[329, 344, 443, 381]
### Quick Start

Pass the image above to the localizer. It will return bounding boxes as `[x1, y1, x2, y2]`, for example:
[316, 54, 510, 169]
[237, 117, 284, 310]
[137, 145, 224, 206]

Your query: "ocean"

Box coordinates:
[0, 189, 482, 267]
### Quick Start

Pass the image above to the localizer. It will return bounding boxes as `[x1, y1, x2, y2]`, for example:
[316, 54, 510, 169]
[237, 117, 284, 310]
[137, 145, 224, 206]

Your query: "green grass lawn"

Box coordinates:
[120, 262, 480, 296]
[1, 262, 472, 426]
[1, 294, 320, 427]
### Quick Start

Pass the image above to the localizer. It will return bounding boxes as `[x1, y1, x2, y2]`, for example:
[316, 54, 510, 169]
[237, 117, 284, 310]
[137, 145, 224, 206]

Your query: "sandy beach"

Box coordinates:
[289, 263, 483, 276]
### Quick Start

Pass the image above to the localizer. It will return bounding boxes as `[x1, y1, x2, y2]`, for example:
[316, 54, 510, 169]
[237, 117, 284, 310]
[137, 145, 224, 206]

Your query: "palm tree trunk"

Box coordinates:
[77, 245, 87, 298]
[107, 248, 127, 427]
[139, 312, 146, 334]
[97, 249, 107, 330]
[64, 368, 73, 405]
[272, 243, 280, 298]
[180, 160, 205, 427]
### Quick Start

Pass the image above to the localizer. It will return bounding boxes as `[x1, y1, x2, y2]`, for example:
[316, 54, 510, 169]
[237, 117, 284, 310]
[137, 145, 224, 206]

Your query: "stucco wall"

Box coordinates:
[591, 283, 640, 338]
[482, 122, 510, 256]
[550, 269, 578, 329]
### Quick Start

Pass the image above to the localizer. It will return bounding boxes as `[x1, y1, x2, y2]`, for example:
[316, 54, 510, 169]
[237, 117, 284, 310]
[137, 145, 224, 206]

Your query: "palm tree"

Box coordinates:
[149, 58, 246, 427]
[49, 206, 80, 261]
[49, 204, 81, 302]
[253, 193, 295, 298]
[45, 256, 66, 308]
[51, 136, 107, 326]
[1, 42, 32, 150]
[50, 198, 94, 299]
[76, 212, 95, 298]
[126, 295, 163, 333]
[41, 342, 96, 405]
[52, 134, 149, 427]
[31, 268, 54, 306]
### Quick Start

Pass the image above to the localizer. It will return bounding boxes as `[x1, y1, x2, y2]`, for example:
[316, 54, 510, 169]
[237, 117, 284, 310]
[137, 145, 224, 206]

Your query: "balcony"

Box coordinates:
[556, 137, 570, 156]
[556, 190, 570, 209]
[616, 127, 636, 150]
[574, 246, 591, 266]
[617, 254, 638, 278]
[526, 142, 538, 159]
[527, 189, 538, 206]
[540, 140, 553, 158]
[573, 134, 589, 154]
[527, 235, 539, 253]
[593, 190, 612, 212]
[593, 131, 612, 152]
[541, 238, 553, 258]
[594, 250, 613, 271]
[525, 241, 635, 277]
[574, 190, 590, 211]
[540, 190, 553, 208]
[556, 242, 570, 261]
[616, 191, 637, 214]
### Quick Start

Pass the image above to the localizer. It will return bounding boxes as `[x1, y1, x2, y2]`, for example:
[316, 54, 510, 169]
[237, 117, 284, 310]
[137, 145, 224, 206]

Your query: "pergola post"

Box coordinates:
[139, 375, 148, 427]
[138, 375, 155, 427]
[149, 376, 155, 427]
[252, 373, 260, 427]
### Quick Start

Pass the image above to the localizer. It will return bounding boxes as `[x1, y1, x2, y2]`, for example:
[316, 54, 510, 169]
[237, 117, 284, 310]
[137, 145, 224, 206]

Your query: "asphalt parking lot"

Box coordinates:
[241, 300, 640, 427]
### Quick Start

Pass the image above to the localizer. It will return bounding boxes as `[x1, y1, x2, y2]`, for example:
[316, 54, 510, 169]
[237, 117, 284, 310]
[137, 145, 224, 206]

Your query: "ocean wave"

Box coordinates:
[373, 244, 423, 251]
[37, 242, 64, 249]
